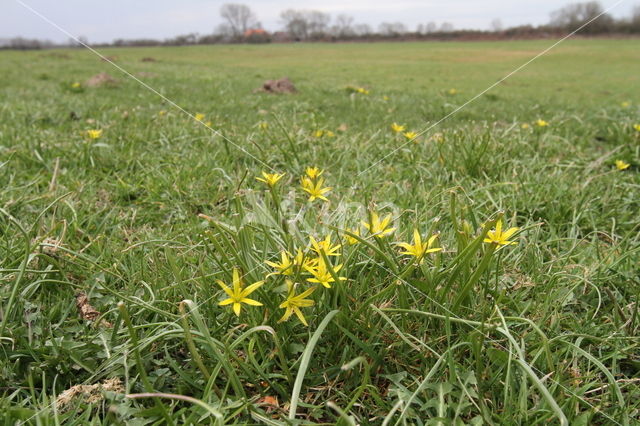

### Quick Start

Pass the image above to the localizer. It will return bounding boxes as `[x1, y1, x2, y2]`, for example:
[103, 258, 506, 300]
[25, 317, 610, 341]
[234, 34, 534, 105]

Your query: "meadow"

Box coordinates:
[0, 39, 639, 424]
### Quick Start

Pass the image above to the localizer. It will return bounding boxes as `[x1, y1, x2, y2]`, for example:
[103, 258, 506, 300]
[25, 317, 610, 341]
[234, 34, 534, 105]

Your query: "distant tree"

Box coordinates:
[219, 3, 260, 38]
[549, 1, 614, 33]
[280, 9, 330, 40]
[378, 22, 407, 36]
[332, 14, 355, 37]
[440, 22, 454, 32]
[353, 23, 372, 36]
[491, 18, 504, 32]
[425, 22, 438, 33]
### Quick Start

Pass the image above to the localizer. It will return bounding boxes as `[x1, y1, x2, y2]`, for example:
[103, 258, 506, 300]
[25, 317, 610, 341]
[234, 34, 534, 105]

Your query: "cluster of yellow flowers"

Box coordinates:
[194, 113, 212, 127]
[390, 122, 420, 142]
[221, 166, 522, 326]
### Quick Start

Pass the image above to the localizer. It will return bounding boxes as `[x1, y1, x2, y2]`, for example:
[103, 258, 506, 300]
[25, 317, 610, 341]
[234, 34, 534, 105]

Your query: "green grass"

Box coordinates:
[1, 39, 639, 424]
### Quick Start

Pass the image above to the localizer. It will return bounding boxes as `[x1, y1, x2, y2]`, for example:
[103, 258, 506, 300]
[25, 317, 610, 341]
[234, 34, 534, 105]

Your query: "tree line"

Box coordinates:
[3, 1, 640, 49]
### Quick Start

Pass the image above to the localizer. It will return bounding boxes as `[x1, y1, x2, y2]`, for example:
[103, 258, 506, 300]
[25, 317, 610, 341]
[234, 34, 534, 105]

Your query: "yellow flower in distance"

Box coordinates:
[309, 235, 341, 257]
[448, 88, 458, 95]
[403, 131, 418, 141]
[256, 171, 285, 187]
[86, 129, 103, 139]
[391, 122, 406, 133]
[313, 129, 325, 138]
[305, 166, 323, 179]
[216, 268, 264, 316]
[535, 119, 549, 127]
[615, 160, 630, 171]
[194, 113, 205, 122]
[362, 212, 395, 238]
[521, 123, 530, 129]
[258, 121, 269, 130]
[356, 87, 369, 95]
[279, 280, 316, 326]
[306, 258, 346, 289]
[621, 101, 630, 108]
[71, 82, 81, 88]
[483, 220, 519, 246]
[397, 230, 442, 263]
[301, 177, 331, 202]
[634, 124, 640, 132]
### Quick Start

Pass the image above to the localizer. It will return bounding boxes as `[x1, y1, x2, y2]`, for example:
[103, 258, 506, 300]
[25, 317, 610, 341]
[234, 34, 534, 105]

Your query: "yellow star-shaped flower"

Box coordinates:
[216, 268, 264, 316]
[256, 171, 285, 187]
[362, 212, 395, 238]
[397, 229, 442, 263]
[483, 220, 519, 246]
[279, 280, 316, 326]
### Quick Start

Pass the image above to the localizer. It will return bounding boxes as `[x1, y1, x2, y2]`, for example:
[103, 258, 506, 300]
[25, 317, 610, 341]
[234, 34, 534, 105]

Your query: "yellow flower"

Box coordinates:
[314, 129, 325, 138]
[258, 121, 269, 130]
[634, 124, 640, 132]
[326, 130, 336, 138]
[204, 121, 212, 127]
[305, 258, 346, 288]
[279, 280, 316, 326]
[483, 220, 519, 246]
[305, 166, 323, 180]
[403, 131, 418, 141]
[256, 171, 285, 187]
[309, 235, 341, 257]
[86, 129, 103, 139]
[391, 122, 406, 133]
[265, 251, 296, 276]
[344, 228, 361, 245]
[194, 113, 205, 122]
[615, 160, 630, 171]
[521, 123, 530, 129]
[301, 177, 331, 202]
[362, 212, 395, 238]
[216, 268, 264, 316]
[266, 249, 316, 276]
[383, 95, 390, 101]
[621, 101, 630, 108]
[448, 88, 458, 95]
[356, 87, 369, 95]
[397, 230, 442, 263]
[71, 82, 81, 88]
[535, 119, 549, 127]
[158, 110, 167, 116]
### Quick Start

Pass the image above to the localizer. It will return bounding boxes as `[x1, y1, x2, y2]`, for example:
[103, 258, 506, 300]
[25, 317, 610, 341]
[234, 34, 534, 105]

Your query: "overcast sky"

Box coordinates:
[1, 0, 636, 43]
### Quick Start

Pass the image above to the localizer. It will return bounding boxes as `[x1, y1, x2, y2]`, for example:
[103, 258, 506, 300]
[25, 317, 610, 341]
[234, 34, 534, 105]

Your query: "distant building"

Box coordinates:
[243, 28, 270, 43]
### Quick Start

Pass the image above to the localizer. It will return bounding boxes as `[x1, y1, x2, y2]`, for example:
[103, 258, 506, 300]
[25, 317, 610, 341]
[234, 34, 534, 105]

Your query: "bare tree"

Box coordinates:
[491, 18, 504, 32]
[440, 22, 454, 32]
[425, 22, 437, 33]
[378, 22, 407, 36]
[280, 9, 330, 40]
[353, 23, 372, 36]
[549, 1, 614, 33]
[219, 3, 259, 38]
[307, 11, 330, 37]
[332, 14, 355, 37]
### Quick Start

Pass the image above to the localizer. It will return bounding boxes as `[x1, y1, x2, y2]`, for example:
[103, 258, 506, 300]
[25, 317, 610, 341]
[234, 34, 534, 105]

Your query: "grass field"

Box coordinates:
[1, 39, 639, 424]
